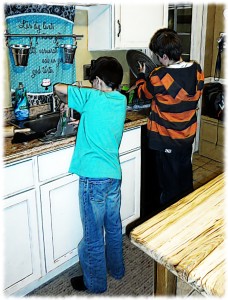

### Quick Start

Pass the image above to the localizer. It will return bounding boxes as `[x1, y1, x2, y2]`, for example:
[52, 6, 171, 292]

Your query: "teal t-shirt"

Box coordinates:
[68, 86, 127, 179]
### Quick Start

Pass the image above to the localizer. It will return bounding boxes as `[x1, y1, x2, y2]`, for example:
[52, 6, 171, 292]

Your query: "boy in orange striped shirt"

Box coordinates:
[137, 28, 204, 206]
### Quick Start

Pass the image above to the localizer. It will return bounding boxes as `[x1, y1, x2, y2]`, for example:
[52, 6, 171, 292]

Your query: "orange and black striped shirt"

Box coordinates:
[136, 61, 204, 152]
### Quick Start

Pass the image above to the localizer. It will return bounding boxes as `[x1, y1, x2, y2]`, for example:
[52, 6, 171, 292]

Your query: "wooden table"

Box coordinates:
[131, 173, 225, 296]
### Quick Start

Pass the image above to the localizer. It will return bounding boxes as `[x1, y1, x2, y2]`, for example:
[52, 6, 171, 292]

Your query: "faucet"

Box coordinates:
[51, 94, 57, 112]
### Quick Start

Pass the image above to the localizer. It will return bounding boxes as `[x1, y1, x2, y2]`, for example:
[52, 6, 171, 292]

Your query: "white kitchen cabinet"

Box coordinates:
[38, 146, 74, 182]
[37, 146, 83, 273]
[3, 190, 41, 296]
[88, 4, 168, 50]
[3, 159, 35, 197]
[3, 127, 141, 296]
[120, 149, 141, 230]
[40, 174, 82, 272]
[87, 4, 112, 51]
[119, 126, 141, 154]
[119, 127, 141, 230]
[114, 4, 168, 49]
[39, 127, 141, 271]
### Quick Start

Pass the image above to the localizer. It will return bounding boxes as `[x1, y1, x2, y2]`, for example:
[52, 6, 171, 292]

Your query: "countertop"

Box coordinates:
[4, 110, 148, 165]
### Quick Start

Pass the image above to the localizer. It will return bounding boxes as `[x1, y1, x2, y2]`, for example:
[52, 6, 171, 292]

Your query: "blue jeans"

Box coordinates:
[78, 177, 125, 293]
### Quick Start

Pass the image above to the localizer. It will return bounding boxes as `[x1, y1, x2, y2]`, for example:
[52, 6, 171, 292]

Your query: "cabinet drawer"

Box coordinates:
[4, 160, 34, 197]
[38, 146, 74, 182]
[119, 127, 141, 155]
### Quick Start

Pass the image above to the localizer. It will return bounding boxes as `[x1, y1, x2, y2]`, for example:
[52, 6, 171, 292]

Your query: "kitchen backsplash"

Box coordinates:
[4, 103, 51, 122]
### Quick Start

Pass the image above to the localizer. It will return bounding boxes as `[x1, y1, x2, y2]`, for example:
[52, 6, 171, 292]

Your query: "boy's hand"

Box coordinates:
[60, 103, 80, 128]
[68, 118, 80, 128]
[138, 61, 146, 73]
[60, 102, 68, 115]
[128, 84, 137, 92]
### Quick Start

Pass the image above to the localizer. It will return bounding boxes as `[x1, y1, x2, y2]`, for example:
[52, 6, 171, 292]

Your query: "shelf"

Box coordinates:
[4, 31, 84, 47]
[5, 33, 83, 40]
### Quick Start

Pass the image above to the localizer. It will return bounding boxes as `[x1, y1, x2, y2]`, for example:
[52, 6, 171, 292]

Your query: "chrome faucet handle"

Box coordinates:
[70, 108, 74, 118]
[51, 94, 57, 112]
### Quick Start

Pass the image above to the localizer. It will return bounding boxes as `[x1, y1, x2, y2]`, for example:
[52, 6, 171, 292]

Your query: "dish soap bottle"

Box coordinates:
[14, 82, 29, 121]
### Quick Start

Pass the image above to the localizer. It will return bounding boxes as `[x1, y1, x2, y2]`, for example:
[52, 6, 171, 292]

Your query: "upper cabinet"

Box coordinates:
[87, 4, 168, 51]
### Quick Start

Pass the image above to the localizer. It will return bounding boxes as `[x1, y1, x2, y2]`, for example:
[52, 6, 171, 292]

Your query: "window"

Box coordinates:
[168, 4, 193, 61]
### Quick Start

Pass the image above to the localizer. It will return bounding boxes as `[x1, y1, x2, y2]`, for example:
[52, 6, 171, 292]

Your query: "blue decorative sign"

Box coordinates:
[5, 4, 76, 95]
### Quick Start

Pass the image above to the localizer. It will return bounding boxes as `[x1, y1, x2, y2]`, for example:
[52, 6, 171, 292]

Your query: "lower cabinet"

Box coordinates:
[3, 190, 41, 295]
[39, 149, 141, 273]
[40, 174, 83, 272]
[120, 149, 141, 230]
[3, 126, 141, 296]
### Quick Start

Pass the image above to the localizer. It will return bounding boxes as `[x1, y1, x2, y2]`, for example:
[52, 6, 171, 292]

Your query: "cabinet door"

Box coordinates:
[88, 4, 112, 51]
[88, 4, 168, 50]
[120, 149, 141, 230]
[114, 4, 168, 49]
[3, 190, 41, 295]
[40, 174, 83, 272]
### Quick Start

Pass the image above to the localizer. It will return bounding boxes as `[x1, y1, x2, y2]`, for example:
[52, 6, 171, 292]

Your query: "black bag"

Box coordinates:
[201, 83, 224, 121]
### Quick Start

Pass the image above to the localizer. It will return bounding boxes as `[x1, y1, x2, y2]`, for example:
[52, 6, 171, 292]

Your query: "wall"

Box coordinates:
[204, 4, 225, 79]
[204, 5, 216, 78]
[3, 8, 130, 109]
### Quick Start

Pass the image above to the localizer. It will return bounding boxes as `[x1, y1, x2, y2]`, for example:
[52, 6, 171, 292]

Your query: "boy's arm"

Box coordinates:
[53, 83, 68, 104]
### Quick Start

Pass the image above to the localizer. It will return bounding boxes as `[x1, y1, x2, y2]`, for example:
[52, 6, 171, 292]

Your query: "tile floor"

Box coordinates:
[176, 151, 224, 297]
[192, 152, 224, 190]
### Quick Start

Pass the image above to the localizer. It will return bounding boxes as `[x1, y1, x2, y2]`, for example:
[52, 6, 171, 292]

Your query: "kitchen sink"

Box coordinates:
[23, 112, 60, 133]
[8, 112, 60, 134]
[8, 110, 80, 143]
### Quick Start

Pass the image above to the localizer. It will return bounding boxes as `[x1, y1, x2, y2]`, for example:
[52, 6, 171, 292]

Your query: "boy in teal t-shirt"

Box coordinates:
[54, 57, 126, 293]
[68, 86, 126, 179]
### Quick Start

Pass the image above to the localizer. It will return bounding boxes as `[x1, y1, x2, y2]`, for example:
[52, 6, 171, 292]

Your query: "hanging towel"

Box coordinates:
[5, 4, 76, 94]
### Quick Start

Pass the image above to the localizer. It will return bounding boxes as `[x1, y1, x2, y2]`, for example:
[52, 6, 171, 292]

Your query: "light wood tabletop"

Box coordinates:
[131, 173, 225, 296]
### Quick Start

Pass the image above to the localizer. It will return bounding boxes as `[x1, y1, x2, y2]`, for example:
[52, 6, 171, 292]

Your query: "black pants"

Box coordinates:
[155, 147, 193, 206]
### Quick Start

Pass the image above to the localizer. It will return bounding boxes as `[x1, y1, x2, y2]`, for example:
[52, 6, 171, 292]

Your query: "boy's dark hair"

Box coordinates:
[149, 28, 183, 61]
[89, 56, 123, 90]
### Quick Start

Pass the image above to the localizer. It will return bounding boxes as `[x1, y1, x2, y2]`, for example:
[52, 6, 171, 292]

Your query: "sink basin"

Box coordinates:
[23, 112, 60, 133]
